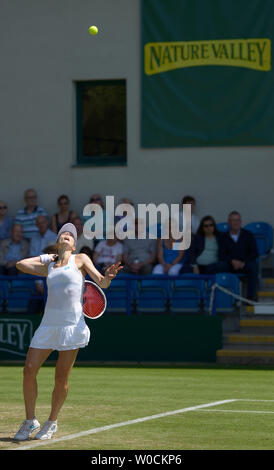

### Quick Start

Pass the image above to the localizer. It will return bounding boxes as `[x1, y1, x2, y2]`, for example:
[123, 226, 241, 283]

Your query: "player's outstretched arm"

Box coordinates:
[16, 254, 55, 277]
[77, 253, 123, 288]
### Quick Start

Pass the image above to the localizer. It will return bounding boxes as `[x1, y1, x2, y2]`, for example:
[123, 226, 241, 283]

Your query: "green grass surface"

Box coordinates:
[1, 364, 274, 450]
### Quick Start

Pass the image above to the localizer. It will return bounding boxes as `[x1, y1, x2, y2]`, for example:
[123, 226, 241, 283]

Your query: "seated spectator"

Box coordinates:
[184, 216, 227, 275]
[0, 224, 29, 275]
[0, 200, 13, 240]
[123, 218, 157, 275]
[117, 197, 135, 208]
[179, 195, 200, 235]
[72, 216, 94, 254]
[82, 193, 107, 242]
[115, 197, 135, 239]
[15, 188, 48, 240]
[221, 211, 258, 301]
[152, 223, 186, 275]
[30, 215, 56, 257]
[93, 233, 123, 273]
[51, 195, 78, 233]
[32, 244, 57, 312]
[79, 246, 93, 260]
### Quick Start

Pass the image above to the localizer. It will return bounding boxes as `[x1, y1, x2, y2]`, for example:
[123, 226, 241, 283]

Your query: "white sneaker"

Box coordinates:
[13, 417, 40, 441]
[35, 420, 57, 440]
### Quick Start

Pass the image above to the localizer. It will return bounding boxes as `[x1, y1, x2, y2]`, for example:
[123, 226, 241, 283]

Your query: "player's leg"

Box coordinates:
[14, 347, 52, 441]
[23, 347, 53, 419]
[49, 348, 79, 421]
[35, 349, 79, 440]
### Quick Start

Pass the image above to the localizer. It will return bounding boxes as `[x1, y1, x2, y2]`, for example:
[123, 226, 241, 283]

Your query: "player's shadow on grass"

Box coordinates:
[1, 436, 38, 444]
[0, 437, 16, 442]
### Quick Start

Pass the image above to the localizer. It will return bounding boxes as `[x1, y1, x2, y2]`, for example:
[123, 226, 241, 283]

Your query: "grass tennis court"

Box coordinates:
[1, 364, 274, 450]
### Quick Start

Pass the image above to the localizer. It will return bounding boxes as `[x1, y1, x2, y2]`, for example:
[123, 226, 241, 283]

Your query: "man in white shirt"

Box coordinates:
[93, 235, 123, 272]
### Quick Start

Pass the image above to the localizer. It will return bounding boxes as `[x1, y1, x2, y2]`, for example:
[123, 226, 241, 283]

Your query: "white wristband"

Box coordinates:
[40, 254, 51, 264]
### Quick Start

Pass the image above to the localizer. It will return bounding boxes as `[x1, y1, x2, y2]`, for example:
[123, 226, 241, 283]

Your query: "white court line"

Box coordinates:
[237, 399, 274, 402]
[12, 399, 236, 450]
[200, 409, 274, 414]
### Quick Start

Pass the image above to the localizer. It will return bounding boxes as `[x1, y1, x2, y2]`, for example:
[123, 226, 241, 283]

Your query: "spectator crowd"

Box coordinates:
[0, 190, 259, 301]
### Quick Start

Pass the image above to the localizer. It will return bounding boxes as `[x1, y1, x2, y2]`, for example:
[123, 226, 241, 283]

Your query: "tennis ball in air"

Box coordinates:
[89, 25, 98, 35]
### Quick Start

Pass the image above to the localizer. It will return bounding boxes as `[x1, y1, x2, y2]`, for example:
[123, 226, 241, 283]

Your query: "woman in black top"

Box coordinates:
[51, 195, 78, 234]
[180, 215, 227, 274]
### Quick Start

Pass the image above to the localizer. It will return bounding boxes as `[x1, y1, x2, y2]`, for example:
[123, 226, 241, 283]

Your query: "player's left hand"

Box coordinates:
[105, 261, 123, 280]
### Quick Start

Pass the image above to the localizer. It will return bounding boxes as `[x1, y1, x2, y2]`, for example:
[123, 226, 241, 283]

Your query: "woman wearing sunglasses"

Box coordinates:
[187, 215, 226, 275]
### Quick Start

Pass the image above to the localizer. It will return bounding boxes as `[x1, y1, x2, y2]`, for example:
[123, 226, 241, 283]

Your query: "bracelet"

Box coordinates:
[40, 254, 51, 264]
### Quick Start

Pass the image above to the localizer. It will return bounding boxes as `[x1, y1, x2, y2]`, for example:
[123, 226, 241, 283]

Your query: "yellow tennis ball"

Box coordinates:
[89, 25, 98, 35]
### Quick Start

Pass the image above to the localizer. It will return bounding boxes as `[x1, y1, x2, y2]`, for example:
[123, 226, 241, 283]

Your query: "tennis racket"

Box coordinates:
[82, 280, 107, 319]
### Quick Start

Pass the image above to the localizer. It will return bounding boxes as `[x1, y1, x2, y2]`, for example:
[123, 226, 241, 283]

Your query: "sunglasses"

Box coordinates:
[203, 223, 214, 228]
[0, 206, 7, 209]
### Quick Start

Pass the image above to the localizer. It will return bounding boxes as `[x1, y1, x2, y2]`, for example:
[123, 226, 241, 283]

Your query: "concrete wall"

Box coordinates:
[0, 0, 273, 227]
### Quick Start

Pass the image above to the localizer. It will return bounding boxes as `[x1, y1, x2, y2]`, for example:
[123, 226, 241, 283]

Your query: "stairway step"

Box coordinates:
[226, 334, 274, 343]
[217, 297, 274, 362]
[239, 319, 274, 334]
[245, 306, 254, 313]
[258, 291, 274, 297]
[240, 319, 274, 326]
[216, 349, 274, 364]
[217, 349, 274, 357]
[223, 333, 274, 350]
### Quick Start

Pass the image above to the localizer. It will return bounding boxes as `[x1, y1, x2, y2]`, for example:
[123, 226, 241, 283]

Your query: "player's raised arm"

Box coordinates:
[16, 254, 56, 277]
[77, 253, 123, 289]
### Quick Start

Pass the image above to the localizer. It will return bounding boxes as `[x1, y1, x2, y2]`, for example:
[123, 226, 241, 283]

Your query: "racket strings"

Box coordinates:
[83, 283, 105, 318]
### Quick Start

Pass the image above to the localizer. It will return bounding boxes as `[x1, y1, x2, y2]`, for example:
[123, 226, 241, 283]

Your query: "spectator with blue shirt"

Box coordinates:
[30, 215, 56, 257]
[15, 189, 48, 240]
[153, 222, 185, 275]
[0, 200, 13, 240]
[0, 223, 29, 275]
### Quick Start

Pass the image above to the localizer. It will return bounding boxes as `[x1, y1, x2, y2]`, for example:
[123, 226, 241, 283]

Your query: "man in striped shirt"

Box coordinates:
[15, 188, 48, 240]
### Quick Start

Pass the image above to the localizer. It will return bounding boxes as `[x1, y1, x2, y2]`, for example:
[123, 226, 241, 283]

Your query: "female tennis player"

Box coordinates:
[13, 223, 122, 441]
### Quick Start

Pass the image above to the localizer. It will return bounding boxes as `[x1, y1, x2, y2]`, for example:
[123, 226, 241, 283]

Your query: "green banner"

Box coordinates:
[0, 314, 222, 363]
[141, 0, 274, 147]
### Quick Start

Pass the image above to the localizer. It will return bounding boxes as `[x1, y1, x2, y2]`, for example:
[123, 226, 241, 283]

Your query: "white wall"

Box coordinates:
[0, 0, 273, 227]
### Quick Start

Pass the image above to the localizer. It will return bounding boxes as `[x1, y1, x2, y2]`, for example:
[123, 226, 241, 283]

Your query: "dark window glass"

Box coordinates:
[76, 80, 127, 166]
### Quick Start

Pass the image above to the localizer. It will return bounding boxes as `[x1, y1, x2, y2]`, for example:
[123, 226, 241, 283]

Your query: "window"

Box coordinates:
[76, 80, 127, 166]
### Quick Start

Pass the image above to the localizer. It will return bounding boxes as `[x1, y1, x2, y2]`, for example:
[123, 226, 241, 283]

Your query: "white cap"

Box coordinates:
[57, 223, 77, 243]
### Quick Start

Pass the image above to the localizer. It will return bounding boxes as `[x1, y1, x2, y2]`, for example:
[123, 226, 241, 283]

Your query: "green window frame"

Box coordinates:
[75, 80, 127, 167]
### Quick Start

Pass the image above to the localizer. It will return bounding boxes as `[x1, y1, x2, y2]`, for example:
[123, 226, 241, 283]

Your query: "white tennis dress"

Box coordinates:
[30, 255, 90, 351]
